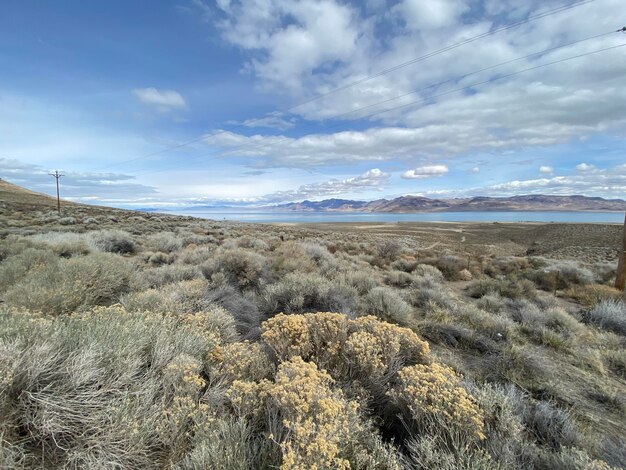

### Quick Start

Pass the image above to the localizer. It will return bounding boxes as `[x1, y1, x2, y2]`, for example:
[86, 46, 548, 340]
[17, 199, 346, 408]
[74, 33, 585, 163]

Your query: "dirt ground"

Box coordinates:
[289, 221, 624, 263]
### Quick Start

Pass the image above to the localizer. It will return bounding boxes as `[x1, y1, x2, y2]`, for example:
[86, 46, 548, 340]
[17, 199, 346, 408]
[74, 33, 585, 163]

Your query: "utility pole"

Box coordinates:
[615, 212, 626, 296]
[48, 170, 64, 215]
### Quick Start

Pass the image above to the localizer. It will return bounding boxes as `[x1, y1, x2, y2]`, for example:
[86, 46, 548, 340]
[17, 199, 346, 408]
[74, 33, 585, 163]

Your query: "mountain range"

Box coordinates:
[263, 195, 626, 212]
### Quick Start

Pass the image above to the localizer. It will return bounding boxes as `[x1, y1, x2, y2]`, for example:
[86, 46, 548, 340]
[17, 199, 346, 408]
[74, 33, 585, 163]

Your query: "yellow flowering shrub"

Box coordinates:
[163, 354, 206, 394]
[261, 313, 429, 381]
[227, 357, 362, 470]
[390, 363, 485, 441]
[213, 340, 274, 382]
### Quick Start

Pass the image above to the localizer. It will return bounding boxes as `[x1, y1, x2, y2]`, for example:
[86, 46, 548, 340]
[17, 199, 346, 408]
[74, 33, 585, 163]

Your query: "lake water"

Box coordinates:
[169, 211, 625, 224]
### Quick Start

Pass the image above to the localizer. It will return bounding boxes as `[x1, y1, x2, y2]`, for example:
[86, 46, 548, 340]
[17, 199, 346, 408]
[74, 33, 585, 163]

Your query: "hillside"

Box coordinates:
[270, 194, 626, 212]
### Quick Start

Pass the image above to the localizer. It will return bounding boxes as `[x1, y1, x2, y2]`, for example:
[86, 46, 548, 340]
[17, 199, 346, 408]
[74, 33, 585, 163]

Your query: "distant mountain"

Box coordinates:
[266, 195, 626, 212]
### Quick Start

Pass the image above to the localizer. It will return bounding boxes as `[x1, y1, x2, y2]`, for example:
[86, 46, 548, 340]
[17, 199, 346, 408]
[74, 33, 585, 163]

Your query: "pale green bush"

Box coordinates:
[4, 253, 132, 314]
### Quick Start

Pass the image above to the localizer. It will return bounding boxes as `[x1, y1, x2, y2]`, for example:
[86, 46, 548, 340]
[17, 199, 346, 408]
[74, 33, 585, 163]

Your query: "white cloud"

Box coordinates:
[470, 166, 480, 173]
[242, 113, 295, 130]
[419, 163, 626, 199]
[249, 168, 390, 204]
[133, 88, 186, 110]
[539, 166, 553, 174]
[402, 164, 449, 179]
[205, 0, 626, 169]
[576, 162, 595, 171]
[213, 0, 360, 93]
[395, 0, 470, 30]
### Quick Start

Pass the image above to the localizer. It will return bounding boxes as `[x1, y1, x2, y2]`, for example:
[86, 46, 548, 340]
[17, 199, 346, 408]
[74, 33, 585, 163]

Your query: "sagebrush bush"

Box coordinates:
[145, 232, 183, 253]
[584, 300, 626, 335]
[261, 273, 357, 316]
[4, 253, 132, 314]
[89, 229, 137, 254]
[131, 264, 202, 290]
[0, 306, 227, 468]
[201, 248, 268, 291]
[360, 286, 412, 324]
[122, 279, 209, 313]
[29, 232, 90, 257]
[467, 277, 537, 300]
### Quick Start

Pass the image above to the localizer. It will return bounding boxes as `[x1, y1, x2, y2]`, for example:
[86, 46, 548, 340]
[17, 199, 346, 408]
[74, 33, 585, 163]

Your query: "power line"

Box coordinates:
[133, 32, 624, 177]
[95, 0, 596, 173]
[287, 0, 597, 111]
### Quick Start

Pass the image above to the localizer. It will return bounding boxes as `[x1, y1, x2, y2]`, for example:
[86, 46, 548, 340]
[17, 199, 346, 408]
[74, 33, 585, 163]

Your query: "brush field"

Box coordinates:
[1, 182, 625, 469]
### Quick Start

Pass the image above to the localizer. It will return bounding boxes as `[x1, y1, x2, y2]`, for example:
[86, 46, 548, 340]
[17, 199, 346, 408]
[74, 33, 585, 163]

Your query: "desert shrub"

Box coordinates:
[389, 363, 485, 442]
[469, 383, 528, 467]
[173, 417, 257, 470]
[384, 270, 414, 288]
[339, 271, 379, 295]
[148, 251, 173, 266]
[201, 249, 268, 291]
[603, 350, 626, 379]
[530, 260, 594, 291]
[591, 262, 616, 284]
[4, 253, 132, 314]
[467, 277, 537, 300]
[89, 229, 136, 255]
[204, 284, 261, 339]
[484, 256, 530, 278]
[377, 240, 402, 261]
[82, 217, 98, 225]
[0, 306, 225, 468]
[131, 265, 202, 290]
[261, 313, 429, 385]
[178, 245, 215, 265]
[261, 273, 357, 316]
[28, 232, 90, 257]
[301, 242, 333, 265]
[520, 401, 580, 450]
[122, 279, 208, 314]
[431, 253, 468, 280]
[0, 247, 57, 292]
[476, 293, 506, 313]
[405, 285, 456, 312]
[584, 300, 626, 335]
[144, 232, 183, 253]
[390, 258, 418, 273]
[360, 286, 412, 324]
[404, 435, 494, 470]
[58, 216, 77, 225]
[227, 356, 388, 469]
[413, 263, 445, 281]
[565, 284, 622, 307]
[269, 242, 317, 276]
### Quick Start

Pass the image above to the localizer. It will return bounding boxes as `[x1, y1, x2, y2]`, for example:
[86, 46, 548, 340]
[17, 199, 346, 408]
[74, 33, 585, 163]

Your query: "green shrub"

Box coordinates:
[89, 229, 136, 254]
[360, 286, 412, 324]
[4, 253, 132, 314]
[467, 277, 537, 300]
[201, 249, 268, 291]
[144, 232, 183, 253]
[261, 273, 357, 316]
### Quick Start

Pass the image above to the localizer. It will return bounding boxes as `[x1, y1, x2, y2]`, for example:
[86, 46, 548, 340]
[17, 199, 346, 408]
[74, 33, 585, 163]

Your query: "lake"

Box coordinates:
[168, 211, 625, 224]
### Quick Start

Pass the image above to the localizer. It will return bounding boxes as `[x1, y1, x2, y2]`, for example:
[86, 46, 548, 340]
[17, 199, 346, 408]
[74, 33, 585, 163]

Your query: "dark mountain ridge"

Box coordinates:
[266, 194, 626, 212]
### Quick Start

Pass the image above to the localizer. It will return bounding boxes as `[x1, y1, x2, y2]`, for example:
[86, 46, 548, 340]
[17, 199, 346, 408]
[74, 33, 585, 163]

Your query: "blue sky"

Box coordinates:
[1, 0, 625, 208]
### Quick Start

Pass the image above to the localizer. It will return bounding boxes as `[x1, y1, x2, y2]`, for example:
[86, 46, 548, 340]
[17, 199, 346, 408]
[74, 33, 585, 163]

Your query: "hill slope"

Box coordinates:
[270, 194, 626, 212]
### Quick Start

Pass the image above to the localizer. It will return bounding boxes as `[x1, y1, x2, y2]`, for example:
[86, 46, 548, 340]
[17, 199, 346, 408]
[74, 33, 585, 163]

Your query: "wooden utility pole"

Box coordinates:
[48, 170, 64, 215]
[616, 212, 626, 294]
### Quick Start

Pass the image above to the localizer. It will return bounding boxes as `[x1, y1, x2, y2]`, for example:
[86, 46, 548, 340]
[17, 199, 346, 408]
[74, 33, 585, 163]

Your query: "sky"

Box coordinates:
[1, 0, 625, 208]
